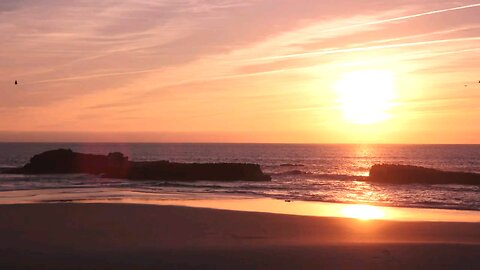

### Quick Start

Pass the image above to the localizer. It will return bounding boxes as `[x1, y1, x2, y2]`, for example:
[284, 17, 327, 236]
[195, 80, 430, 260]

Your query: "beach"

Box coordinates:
[1, 144, 479, 269]
[1, 203, 479, 269]
[4, 0, 480, 268]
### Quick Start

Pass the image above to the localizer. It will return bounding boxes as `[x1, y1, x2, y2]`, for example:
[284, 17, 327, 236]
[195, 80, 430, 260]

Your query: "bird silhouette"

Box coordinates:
[15, 80, 18, 85]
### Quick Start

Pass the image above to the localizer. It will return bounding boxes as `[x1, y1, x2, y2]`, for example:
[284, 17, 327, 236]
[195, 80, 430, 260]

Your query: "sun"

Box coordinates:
[334, 70, 396, 124]
[341, 204, 385, 220]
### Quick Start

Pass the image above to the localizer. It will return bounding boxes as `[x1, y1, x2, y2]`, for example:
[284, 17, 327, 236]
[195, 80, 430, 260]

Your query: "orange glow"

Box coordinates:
[2, 187, 479, 222]
[341, 204, 386, 220]
[1, 1, 480, 143]
[69, 197, 480, 223]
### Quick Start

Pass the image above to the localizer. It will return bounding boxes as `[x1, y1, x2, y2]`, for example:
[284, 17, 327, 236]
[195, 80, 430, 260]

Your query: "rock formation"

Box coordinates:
[5, 149, 271, 182]
[367, 164, 480, 185]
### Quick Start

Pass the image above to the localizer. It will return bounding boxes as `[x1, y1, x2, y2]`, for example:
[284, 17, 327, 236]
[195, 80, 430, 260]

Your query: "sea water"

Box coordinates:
[0, 143, 479, 210]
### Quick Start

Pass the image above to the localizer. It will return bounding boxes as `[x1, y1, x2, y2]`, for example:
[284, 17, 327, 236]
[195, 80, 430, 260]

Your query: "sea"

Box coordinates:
[0, 143, 479, 211]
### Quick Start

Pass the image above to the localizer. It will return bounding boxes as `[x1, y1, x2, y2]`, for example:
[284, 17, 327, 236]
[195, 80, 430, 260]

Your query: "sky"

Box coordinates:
[1, 0, 479, 143]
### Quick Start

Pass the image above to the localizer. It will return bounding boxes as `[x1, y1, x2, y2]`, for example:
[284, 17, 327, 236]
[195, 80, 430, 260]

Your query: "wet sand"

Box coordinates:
[0, 203, 479, 269]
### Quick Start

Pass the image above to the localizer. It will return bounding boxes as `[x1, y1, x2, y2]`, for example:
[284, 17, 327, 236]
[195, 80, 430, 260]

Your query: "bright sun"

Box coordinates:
[334, 70, 396, 125]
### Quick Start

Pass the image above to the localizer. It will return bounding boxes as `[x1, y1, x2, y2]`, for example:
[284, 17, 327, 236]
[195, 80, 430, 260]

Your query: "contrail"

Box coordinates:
[246, 2, 480, 62]
[81, 45, 480, 108]
[26, 67, 167, 85]
[164, 46, 480, 87]
[250, 37, 480, 62]
[318, 3, 480, 35]
[25, 3, 480, 85]
[366, 25, 478, 45]
[336, 47, 480, 68]
[26, 37, 480, 87]
[139, 46, 480, 93]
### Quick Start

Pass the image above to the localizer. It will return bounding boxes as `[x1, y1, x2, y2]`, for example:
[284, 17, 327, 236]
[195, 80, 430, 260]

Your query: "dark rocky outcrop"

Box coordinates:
[367, 164, 480, 185]
[5, 149, 271, 182]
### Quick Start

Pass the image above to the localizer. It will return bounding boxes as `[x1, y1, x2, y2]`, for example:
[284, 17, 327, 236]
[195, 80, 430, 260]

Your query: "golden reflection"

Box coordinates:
[80, 197, 480, 223]
[341, 204, 385, 220]
[353, 144, 375, 177]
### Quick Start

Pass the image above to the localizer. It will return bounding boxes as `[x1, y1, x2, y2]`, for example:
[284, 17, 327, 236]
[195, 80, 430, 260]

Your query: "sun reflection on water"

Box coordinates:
[341, 180, 390, 205]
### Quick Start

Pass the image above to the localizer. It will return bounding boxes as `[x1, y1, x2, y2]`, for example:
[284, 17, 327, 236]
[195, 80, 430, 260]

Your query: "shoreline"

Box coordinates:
[0, 203, 479, 269]
[1, 188, 480, 222]
[83, 197, 480, 223]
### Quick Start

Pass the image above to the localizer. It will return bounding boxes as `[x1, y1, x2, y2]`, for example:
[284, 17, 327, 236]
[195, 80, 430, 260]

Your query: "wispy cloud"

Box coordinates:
[1, 0, 480, 142]
[245, 36, 480, 62]
[243, 2, 480, 63]
[321, 2, 480, 35]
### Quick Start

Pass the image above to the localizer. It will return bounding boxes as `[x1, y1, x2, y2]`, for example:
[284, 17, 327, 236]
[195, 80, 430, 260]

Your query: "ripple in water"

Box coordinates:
[0, 143, 479, 210]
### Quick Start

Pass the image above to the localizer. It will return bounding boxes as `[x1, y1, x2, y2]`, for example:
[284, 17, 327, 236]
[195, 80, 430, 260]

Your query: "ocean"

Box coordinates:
[0, 143, 479, 210]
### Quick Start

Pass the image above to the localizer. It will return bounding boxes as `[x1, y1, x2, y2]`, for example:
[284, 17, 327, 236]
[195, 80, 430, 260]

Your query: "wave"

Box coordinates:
[271, 170, 361, 180]
[279, 163, 305, 167]
[271, 170, 305, 176]
[147, 181, 232, 190]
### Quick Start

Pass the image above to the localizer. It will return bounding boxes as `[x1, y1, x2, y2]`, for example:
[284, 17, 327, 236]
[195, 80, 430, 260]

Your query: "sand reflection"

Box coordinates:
[341, 204, 385, 220]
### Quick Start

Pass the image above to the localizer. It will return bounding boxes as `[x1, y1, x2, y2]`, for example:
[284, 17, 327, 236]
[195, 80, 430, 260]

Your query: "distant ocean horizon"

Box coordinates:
[0, 143, 479, 211]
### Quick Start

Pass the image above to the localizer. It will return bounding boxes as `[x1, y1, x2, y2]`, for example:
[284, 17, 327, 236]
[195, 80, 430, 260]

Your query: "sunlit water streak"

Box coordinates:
[0, 143, 479, 211]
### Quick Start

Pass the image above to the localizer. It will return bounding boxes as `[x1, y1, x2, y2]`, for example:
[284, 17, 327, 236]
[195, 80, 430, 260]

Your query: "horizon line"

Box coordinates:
[0, 141, 478, 146]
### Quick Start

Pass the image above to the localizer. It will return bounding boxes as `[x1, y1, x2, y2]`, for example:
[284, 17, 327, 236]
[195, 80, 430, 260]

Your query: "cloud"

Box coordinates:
[245, 37, 480, 62]
[1, 0, 480, 142]
[325, 2, 480, 34]
[243, 2, 480, 62]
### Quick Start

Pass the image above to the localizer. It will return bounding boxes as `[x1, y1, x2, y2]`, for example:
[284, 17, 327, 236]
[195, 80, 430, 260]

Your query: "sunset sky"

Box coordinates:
[1, 0, 479, 143]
